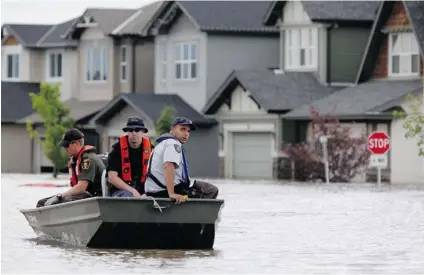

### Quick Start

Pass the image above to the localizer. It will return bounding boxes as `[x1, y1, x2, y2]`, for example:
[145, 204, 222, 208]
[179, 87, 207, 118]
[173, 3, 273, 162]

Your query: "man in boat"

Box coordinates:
[144, 116, 219, 203]
[106, 116, 152, 197]
[36, 128, 105, 207]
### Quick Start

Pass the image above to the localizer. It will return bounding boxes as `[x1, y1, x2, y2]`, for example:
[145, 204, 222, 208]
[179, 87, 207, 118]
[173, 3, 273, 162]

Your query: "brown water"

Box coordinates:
[2, 173, 424, 274]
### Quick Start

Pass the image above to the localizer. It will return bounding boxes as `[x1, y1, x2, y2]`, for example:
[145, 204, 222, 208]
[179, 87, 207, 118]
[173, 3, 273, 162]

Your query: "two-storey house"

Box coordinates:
[284, 1, 424, 184]
[201, 1, 380, 180]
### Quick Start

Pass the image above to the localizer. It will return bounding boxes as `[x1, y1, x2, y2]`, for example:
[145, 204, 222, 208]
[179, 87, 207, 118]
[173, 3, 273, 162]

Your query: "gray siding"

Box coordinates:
[329, 27, 370, 83]
[1, 124, 33, 173]
[135, 40, 155, 93]
[206, 35, 279, 103]
[184, 125, 220, 179]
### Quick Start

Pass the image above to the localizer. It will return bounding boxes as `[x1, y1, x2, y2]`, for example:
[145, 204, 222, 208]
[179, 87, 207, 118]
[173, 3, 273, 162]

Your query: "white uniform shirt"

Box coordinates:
[144, 138, 185, 193]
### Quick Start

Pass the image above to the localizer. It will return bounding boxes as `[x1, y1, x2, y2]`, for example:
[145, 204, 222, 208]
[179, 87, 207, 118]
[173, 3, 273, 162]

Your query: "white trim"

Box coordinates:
[284, 27, 318, 70]
[330, 82, 357, 87]
[174, 42, 197, 81]
[45, 50, 63, 82]
[119, 46, 128, 82]
[85, 43, 108, 83]
[388, 32, 420, 78]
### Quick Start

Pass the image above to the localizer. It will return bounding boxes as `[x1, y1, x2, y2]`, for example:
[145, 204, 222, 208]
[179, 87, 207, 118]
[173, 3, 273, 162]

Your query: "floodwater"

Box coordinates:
[2, 173, 424, 274]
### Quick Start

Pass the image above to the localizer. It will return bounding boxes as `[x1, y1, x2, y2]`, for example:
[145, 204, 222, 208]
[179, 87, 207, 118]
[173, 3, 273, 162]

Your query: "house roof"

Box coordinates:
[203, 69, 338, 114]
[284, 79, 424, 120]
[19, 99, 110, 125]
[356, 1, 424, 84]
[62, 8, 139, 39]
[1, 24, 53, 47]
[147, 1, 279, 35]
[1, 82, 40, 123]
[91, 93, 216, 127]
[37, 17, 79, 47]
[112, 1, 163, 36]
[264, 1, 380, 26]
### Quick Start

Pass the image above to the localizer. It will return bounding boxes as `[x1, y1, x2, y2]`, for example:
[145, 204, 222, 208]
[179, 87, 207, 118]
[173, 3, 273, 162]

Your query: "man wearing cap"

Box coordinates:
[107, 116, 152, 197]
[36, 128, 105, 207]
[145, 116, 219, 203]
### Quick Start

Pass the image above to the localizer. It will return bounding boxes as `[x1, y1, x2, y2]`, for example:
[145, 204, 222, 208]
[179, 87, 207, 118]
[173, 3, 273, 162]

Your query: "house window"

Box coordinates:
[6, 54, 19, 79]
[175, 42, 197, 80]
[389, 32, 420, 76]
[47, 52, 62, 79]
[285, 28, 318, 70]
[120, 46, 127, 82]
[85, 46, 108, 81]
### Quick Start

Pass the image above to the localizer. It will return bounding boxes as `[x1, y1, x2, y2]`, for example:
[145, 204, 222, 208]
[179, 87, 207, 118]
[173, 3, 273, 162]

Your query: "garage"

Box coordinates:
[232, 132, 273, 179]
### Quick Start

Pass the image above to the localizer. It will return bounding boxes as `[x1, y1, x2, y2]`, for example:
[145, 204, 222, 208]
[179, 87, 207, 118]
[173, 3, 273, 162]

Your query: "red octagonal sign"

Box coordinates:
[368, 131, 391, 155]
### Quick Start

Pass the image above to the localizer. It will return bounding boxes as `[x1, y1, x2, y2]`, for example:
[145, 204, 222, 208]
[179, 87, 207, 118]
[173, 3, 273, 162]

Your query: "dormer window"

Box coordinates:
[388, 32, 420, 77]
[285, 27, 318, 70]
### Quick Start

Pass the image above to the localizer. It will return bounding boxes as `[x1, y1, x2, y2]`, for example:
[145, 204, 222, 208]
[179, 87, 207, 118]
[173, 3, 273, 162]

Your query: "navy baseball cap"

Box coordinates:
[171, 117, 196, 131]
[59, 128, 84, 147]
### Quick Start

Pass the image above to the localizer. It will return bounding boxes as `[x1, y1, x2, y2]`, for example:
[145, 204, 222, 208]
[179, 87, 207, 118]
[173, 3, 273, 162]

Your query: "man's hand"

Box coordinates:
[169, 193, 187, 204]
[45, 195, 60, 206]
[131, 188, 142, 197]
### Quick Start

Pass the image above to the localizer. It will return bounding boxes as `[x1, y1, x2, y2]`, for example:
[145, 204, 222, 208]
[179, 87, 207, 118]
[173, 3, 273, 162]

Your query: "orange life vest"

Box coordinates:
[69, 145, 95, 187]
[120, 136, 152, 183]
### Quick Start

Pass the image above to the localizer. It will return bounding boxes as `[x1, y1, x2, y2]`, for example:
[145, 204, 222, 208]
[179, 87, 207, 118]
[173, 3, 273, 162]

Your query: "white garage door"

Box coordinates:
[232, 132, 273, 179]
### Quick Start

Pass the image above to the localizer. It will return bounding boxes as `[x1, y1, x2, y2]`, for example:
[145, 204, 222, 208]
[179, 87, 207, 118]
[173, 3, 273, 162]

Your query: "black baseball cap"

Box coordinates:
[171, 117, 196, 131]
[122, 116, 148, 133]
[59, 128, 84, 147]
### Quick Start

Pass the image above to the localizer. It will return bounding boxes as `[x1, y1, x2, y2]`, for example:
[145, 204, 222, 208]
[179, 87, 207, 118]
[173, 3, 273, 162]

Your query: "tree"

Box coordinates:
[155, 105, 176, 137]
[282, 106, 371, 183]
[392, 92, 424, 157]
[26, 83, 75, 178]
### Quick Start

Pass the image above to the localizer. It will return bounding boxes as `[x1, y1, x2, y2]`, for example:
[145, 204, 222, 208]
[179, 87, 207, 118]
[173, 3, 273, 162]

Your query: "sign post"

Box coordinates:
[319, 135, 330, 184]
[367, 131, 391, 186]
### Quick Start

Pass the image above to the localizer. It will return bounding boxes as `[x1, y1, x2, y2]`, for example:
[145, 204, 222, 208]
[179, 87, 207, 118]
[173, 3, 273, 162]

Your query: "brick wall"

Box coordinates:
[372, 1, 424, 78]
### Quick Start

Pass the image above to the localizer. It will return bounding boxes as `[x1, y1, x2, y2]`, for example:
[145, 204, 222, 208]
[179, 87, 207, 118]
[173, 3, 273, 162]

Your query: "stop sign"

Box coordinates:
[368, 131, 391, 154]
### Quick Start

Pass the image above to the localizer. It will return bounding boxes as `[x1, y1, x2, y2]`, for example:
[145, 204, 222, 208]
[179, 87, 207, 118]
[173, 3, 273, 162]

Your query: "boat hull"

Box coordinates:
[20, 197, 224, 249]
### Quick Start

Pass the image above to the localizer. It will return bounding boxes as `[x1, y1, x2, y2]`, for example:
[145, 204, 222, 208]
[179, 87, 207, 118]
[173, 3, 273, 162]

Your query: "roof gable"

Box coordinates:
[1, 82, 40, 123]
[264, 1, 379, 26]
[1, 24, 53, 47]
[355, 1, 424, 84]
[147, 1, 278, 35]
[91, 93, 216, 126]
[203, 69, 338, 114]
[37, 18, 79, 47]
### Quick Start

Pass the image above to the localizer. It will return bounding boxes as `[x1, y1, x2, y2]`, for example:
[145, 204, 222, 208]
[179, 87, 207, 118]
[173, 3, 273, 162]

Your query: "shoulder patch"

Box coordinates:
[174, 144, 181, 153]
[81, 158, 90, 170]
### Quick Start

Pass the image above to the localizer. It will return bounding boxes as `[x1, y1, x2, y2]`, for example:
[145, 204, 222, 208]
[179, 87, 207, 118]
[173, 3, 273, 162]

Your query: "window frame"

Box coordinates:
[6, 53, 20, 80]
[45, 51, 63, 81]
[85, 45, 108, 83]
[174, 42, 197, 81]
[119, 46, 127, 82]
[284, 27, 318, 70]
[388, 32, 421, 77]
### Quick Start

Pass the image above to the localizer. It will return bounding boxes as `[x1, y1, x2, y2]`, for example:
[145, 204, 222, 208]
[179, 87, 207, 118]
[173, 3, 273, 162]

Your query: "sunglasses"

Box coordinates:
[126, 129, 143, 133]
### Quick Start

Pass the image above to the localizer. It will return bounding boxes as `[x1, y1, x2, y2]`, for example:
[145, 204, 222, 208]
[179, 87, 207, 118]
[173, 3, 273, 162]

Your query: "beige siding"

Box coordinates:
[28, 48, 45, 82]
[216, 85, 267, 115]
[78, 27, 116, 101]
[1, 124, 33, 173]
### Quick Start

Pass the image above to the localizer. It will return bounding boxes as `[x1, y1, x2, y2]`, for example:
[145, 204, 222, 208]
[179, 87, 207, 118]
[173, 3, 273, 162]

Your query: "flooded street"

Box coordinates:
[2, 173, 424, 274]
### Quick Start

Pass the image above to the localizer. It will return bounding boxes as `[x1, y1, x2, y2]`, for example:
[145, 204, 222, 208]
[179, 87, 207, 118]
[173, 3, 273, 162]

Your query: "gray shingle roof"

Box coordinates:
[37, 18, 79, 47]
[264, 1, 379, 26]
[404, 1, 424, 56]
[1, 82, 40, 123]
[284, 79, 424, 119]
[113, 1, 163, 35]
[19, 99, 109, 124]
[2, 24, 53, 47]
[203, 70, 338, 114]
[92, 93, 215, 126]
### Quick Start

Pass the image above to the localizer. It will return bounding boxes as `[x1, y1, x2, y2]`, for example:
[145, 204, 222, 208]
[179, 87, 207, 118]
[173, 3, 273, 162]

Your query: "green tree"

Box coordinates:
[155, 105, 176, 138]
[392, 92, 424, 157]
[26, 83, 75, 178]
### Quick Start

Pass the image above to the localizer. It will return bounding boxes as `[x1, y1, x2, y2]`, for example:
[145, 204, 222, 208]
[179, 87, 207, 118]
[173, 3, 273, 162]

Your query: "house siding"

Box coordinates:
[135, 40, 155, 93]
[78, 27, 116, 101]
[1, 124, 33, 173]
[329, 27, 371, 83]
[206, 35, 279, 105]
[28, 49, 45, 82]
[372, 1, 423, 79]
[154, 14, 207, 112]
